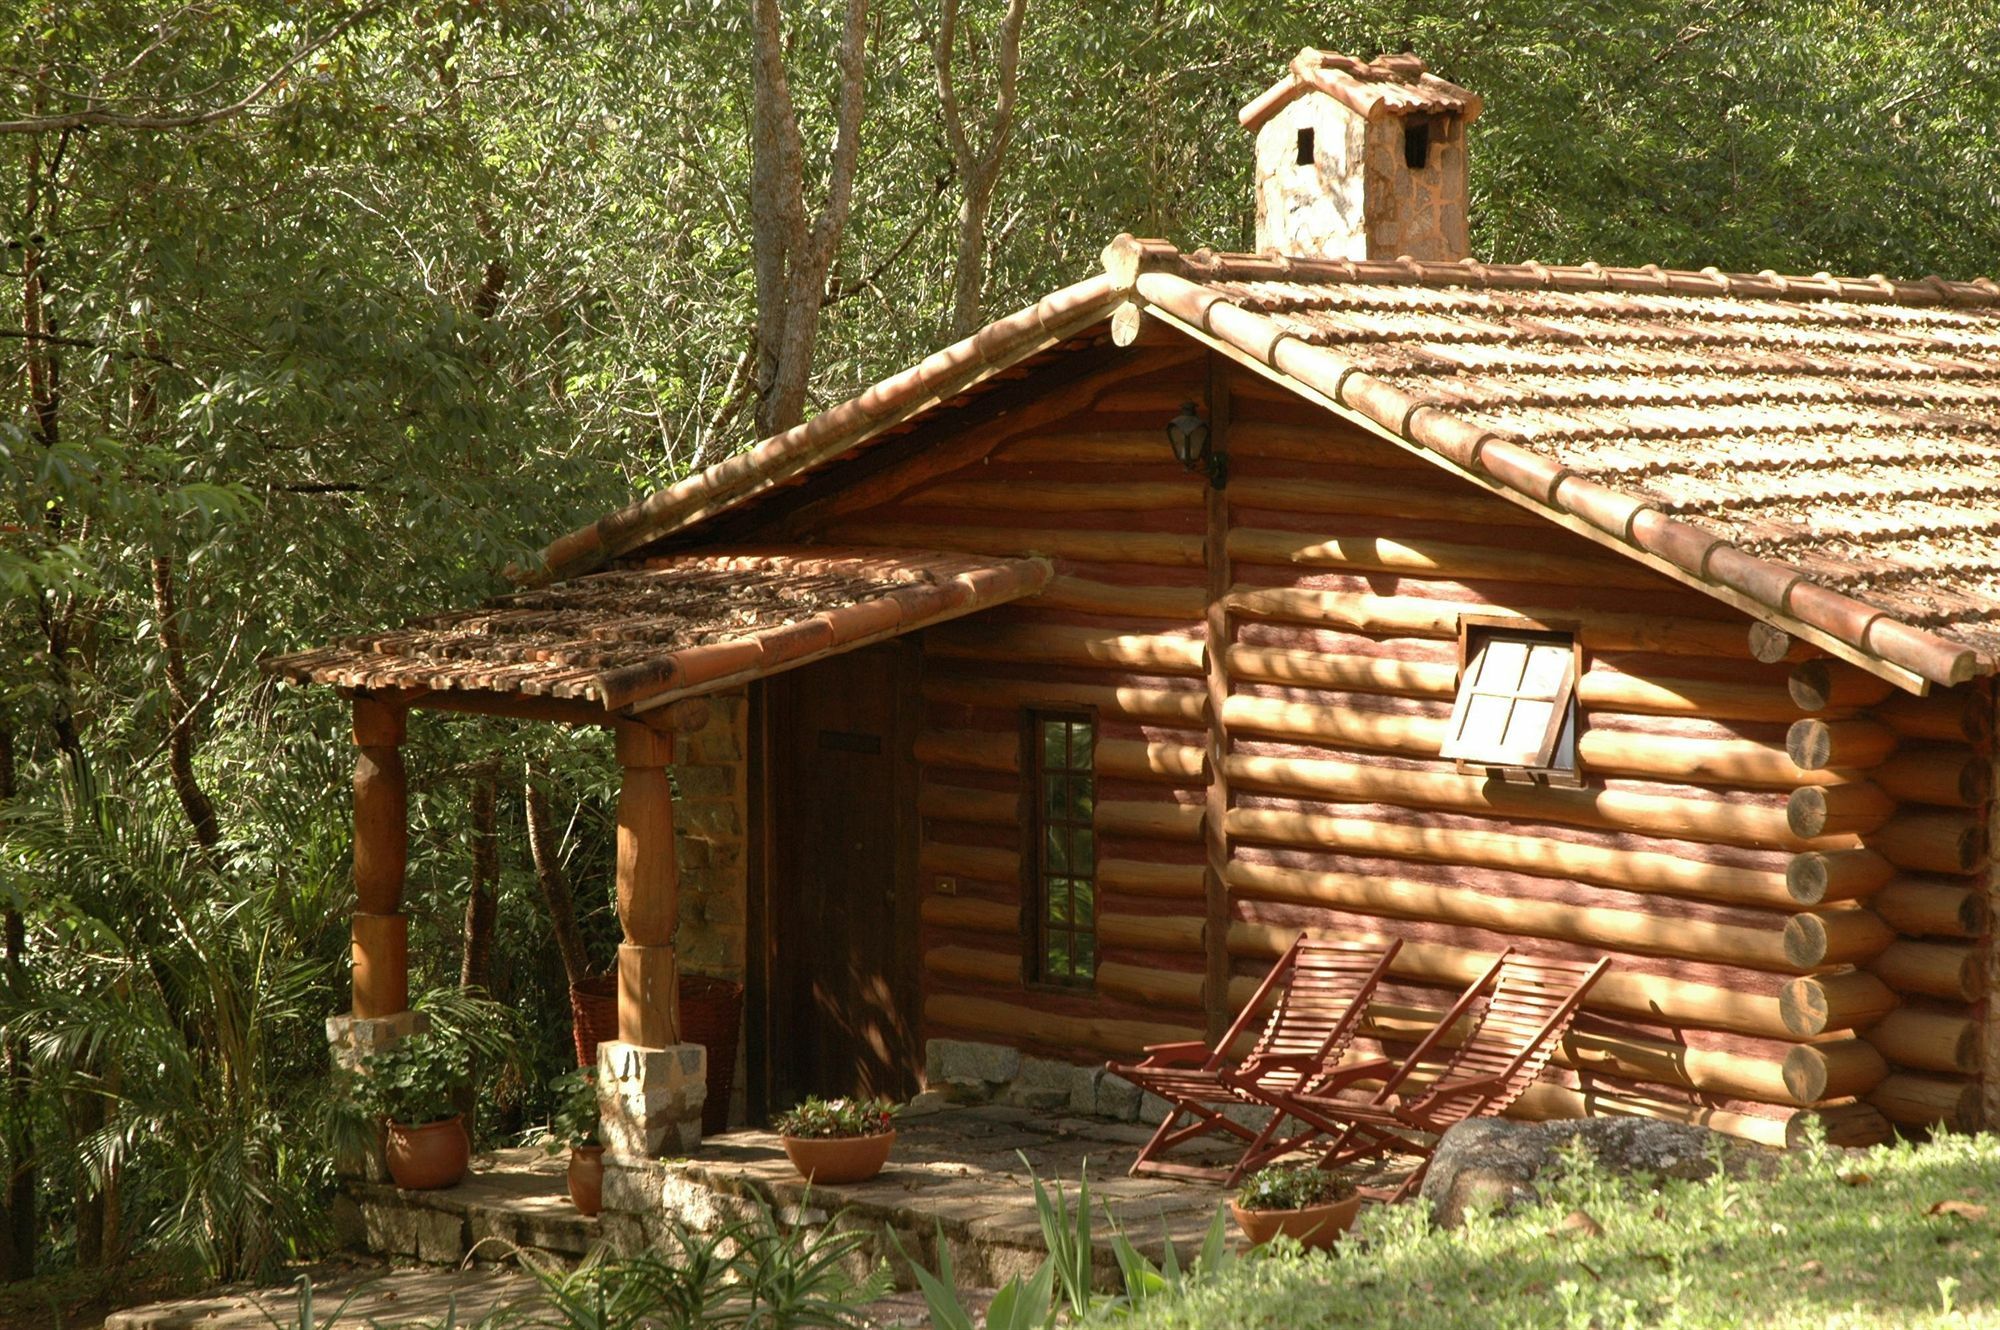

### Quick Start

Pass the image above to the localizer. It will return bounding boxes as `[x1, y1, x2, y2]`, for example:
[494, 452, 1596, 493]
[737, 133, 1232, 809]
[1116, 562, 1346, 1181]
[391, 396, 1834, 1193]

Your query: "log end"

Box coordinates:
[1750, 622, 1797, 664]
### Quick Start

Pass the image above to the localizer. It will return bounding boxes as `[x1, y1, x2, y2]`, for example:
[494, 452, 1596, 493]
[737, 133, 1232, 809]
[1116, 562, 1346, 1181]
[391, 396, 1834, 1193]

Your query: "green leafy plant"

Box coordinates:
[1235, 1164, 1352, 1213]
[357, 1031, 472, 1128]
[772, 1096, 897, 1140]
[545, 1069, 600, 1151]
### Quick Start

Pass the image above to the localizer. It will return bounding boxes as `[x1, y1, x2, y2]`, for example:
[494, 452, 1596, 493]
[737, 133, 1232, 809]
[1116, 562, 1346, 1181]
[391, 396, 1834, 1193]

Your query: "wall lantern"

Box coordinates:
[1166, 401, 1226, 489]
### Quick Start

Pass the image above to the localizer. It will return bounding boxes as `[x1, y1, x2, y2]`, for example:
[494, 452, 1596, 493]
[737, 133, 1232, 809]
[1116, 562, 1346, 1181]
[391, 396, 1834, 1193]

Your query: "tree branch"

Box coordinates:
[0, 6, 383, 135]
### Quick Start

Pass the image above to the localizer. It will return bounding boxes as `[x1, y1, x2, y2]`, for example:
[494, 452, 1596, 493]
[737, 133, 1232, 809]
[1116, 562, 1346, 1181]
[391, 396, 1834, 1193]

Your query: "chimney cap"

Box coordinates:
[1239, 47, 1483, 131]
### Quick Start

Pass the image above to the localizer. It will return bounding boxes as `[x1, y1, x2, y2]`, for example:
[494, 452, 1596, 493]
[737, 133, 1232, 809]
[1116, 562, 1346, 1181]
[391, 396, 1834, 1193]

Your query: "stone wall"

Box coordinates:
[672, 687, 749, 982]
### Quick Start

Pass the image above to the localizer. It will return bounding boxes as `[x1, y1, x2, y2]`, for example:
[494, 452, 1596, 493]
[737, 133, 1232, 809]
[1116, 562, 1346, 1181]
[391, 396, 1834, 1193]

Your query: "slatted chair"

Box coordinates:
[1105, 935, 1401, 1186]
[1249, 950, 1610, 1203]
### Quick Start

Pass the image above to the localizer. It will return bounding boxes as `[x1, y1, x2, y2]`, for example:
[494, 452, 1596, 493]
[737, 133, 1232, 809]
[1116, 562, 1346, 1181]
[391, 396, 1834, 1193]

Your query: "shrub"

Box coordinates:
[1236, 1164, 1352, 1212]
[357, 1032, 471, 1128]
[772, 1096, 896, 1140]
[546, 1068, 601, 1151]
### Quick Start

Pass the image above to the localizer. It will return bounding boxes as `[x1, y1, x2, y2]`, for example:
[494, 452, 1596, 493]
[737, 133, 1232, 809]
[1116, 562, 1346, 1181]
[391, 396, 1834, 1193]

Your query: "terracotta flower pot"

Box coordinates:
[779, 1130, 896, 1185]
[384, 1115, 471, 1191]
[567, 1144, 606, 1216]
[1229, 1194, 1362, 1250]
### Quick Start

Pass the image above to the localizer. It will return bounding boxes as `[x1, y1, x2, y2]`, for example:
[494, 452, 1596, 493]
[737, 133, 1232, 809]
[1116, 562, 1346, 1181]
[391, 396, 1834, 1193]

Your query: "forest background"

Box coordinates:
[2, 0, 1998, 1298]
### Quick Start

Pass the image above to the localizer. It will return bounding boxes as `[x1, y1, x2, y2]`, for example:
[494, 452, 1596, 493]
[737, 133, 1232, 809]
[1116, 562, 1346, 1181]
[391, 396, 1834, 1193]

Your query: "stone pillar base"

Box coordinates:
[597, 1040, 705, 1160]
[327, 1008, 430, 1181]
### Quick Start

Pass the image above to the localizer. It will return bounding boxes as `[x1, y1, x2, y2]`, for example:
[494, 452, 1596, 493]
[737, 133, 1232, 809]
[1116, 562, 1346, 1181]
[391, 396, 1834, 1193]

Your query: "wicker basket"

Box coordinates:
[569, 972, 744, 1137]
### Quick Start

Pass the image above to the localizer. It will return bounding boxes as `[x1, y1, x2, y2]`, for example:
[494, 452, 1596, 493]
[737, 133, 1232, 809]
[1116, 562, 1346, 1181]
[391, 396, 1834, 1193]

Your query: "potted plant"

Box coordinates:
[360, 1031, 474, 1190]
[548, 1068, 606, 1216]
[773, 1097, 898, 1185]
[1229, 1164, 1361, 1250]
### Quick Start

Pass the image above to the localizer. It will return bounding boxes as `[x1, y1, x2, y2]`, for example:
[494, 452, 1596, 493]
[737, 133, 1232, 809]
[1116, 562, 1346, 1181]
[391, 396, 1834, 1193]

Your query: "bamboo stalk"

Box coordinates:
[1227, 527, 1661, 589]
[1226, 921, 1793, 1039]
[1227, 586, 1753, 657]
[1227, 859, 1801, 972]
[1779, 971, 1900, 1036]
[1871, 940, 1984, 1002]
[1781, 908, 1895, 969]
[922, 673, 1208, 728]
[926, 622, 1206, 676]
[1863, 1007, 1981, 1075]
[924, 993, 1203, 1058]
[1781, 1040, 1889, 1102]
[1227, 805, 1800, 911]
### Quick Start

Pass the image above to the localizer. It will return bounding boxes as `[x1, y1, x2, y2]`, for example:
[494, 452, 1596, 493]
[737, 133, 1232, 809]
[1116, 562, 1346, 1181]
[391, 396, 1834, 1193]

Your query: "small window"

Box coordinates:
[1403, 118, 1432, 169]
[1295, 126, 1315, 166]
[1440, 623, 1579, 777]
[1028, 711, 1096, 986]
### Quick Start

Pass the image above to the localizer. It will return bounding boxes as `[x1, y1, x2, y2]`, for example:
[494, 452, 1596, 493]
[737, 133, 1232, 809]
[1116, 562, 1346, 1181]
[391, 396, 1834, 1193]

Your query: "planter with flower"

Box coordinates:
[360, 1032, 475, 1191]
[1229, 1164, 1360, 1250]
[773, 1097, 899, 1185]
[548, 1068, 606, 1216]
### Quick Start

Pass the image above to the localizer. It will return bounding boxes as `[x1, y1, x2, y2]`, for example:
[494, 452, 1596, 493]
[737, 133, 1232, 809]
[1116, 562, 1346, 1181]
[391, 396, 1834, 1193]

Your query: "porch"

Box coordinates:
[340, 1101, 1244, 1290]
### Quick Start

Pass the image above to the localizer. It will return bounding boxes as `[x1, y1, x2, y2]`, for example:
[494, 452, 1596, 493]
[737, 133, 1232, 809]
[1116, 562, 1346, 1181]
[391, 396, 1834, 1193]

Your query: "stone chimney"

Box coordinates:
[1239, 49, 1482, 262]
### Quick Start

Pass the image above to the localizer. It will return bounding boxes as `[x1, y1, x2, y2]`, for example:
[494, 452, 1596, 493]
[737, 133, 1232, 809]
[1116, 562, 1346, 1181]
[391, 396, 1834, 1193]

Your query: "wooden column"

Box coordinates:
[1202, 353, 1232, 1041]
[615, 720, 680, 1047]
[1984, 681, 2000, 1128]
[351, 696, 409, 1019]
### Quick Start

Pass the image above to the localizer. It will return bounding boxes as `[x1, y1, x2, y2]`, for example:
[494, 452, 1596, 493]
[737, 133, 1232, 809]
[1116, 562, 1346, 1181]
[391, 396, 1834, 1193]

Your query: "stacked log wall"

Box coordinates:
[763, 349, 1994, 1148]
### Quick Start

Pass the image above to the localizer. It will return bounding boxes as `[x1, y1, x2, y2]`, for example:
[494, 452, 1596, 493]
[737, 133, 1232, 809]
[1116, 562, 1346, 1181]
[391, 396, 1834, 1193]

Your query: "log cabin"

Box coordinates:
[268, 48, 2000, 1156]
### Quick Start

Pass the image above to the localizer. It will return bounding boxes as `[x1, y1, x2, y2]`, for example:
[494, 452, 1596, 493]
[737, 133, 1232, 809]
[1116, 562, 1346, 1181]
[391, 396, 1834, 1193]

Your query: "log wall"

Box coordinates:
[760, 348, 1995, 1146]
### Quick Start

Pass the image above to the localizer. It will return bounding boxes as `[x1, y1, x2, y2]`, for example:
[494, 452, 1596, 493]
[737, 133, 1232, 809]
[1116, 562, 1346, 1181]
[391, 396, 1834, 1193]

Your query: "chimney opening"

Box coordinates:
[1403, 118, 1432, 170]
[1295, 126, 1315, 167]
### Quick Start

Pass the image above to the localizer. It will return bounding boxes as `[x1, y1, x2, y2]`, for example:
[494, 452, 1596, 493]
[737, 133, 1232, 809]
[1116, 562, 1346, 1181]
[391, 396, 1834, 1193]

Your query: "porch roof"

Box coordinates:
[262, 546, 1052, 714]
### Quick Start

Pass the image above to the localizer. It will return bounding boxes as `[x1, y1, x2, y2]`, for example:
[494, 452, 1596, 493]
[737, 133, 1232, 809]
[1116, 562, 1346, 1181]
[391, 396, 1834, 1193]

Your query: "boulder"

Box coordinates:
[1420, 1117, 1758, 1228]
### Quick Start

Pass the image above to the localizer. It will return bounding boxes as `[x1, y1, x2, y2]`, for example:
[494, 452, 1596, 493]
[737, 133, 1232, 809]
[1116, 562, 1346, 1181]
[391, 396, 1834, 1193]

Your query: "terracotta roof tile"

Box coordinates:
[1238, 49, 1483, 131]
[1116, 239, 2000, 685]
[264, 548, 1053, 711]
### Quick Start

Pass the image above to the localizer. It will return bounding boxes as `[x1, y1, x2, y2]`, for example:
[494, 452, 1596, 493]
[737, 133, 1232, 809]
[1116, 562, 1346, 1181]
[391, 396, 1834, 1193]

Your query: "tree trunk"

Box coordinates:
[749, 0, 872, 437]
[149, 553, 221, 850]
[524, 761, 591, 987]
[936, 0, 1029, 339]
[0, 718, 31, 1281]
[459, 767, 500, 993]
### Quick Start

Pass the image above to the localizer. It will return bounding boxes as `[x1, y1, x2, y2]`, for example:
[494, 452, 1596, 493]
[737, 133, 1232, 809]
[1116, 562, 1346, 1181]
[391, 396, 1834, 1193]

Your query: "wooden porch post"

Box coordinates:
[615, 720, 680, 1047]
[351, 696, 409, 1019]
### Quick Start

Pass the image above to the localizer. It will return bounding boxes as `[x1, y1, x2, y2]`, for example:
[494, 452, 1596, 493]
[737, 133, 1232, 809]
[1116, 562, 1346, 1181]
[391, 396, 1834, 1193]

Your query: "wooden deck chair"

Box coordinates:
[1249, 950, 1610, 1203]
[1104, 936, 1401, 1186]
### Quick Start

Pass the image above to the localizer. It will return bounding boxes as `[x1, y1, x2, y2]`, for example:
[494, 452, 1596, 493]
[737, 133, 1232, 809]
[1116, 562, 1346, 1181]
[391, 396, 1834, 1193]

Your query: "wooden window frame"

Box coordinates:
[1443, 615, 1585, 787]
[1022, 708, 1098, 990]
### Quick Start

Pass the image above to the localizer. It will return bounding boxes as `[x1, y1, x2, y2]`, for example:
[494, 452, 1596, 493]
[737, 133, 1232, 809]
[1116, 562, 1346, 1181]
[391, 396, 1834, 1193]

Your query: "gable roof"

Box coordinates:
[1238, 49, 1484, 131]
[526, 238, 2000, 693]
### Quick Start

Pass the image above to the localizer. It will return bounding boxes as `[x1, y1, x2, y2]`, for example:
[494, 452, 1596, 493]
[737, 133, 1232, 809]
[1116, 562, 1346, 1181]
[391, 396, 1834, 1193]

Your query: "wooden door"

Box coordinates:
[757, 641, 922, 1112]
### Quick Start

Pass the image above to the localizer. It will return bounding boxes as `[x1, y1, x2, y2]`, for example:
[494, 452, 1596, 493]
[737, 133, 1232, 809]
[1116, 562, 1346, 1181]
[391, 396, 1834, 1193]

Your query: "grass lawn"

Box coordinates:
[1105, 1131, 2000, 1329]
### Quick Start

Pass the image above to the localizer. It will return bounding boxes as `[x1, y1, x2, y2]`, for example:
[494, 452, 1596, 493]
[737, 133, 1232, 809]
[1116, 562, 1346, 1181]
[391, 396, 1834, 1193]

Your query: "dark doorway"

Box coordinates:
[752, 640, 923, 1116]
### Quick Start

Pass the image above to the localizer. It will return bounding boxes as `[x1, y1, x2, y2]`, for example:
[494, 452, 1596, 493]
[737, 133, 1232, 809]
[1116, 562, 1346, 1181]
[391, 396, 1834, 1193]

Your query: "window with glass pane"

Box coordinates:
[1030, 711, 1097, 986]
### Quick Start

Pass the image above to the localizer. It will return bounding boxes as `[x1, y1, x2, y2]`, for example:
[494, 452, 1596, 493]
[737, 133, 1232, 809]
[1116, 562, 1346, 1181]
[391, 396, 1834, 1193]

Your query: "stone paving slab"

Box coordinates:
[104, 1265, 534, 1330]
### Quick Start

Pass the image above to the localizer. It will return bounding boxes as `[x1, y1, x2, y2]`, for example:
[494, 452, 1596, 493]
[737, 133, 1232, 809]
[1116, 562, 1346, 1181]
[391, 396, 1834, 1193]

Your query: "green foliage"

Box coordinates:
[1101, 1131, 2000, 1330]
[354, 1033, 472, 1129]
[478, 1198, 889, 1330]
[1235, 1164, 1352, 1212]
[771, 1096, 897, 1140]
[544, 1069, 600, 1152]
